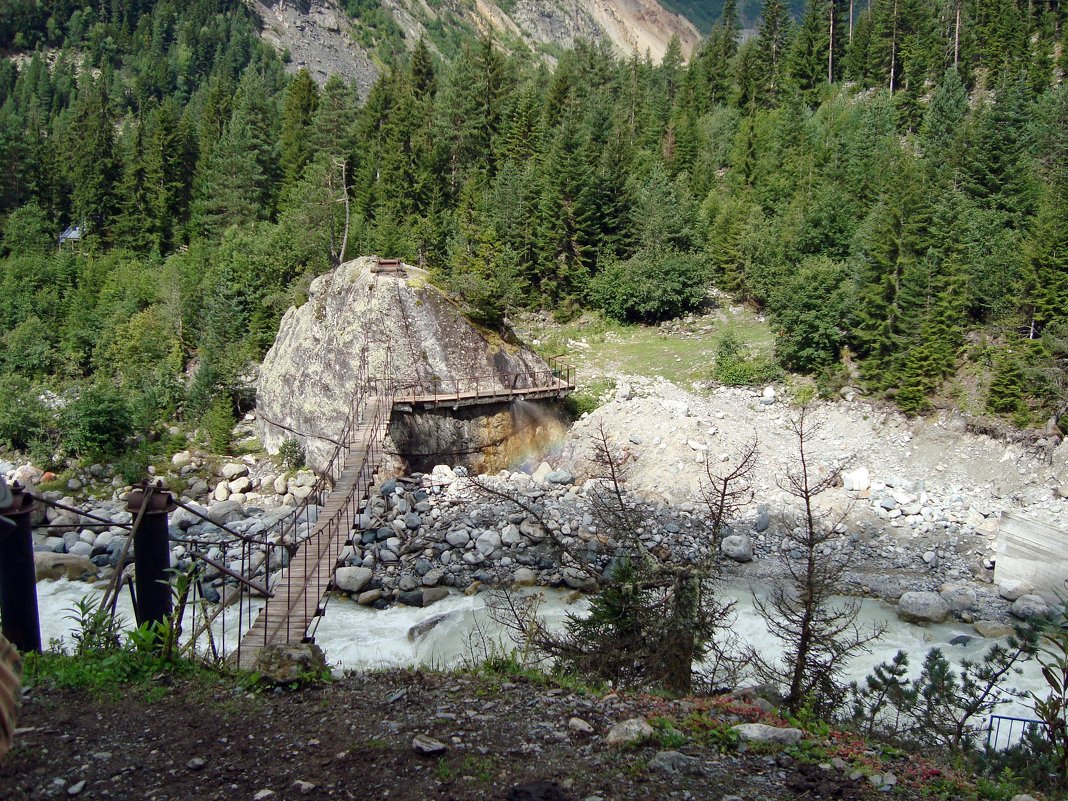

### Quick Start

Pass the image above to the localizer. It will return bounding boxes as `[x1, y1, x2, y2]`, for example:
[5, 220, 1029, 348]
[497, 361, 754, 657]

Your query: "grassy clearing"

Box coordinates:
[522, 306, 775, 390]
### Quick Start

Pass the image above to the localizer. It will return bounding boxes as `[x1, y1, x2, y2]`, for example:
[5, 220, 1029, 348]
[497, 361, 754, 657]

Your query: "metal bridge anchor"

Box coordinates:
[0, 482, 42, 653]
[126, 481, 176, 630]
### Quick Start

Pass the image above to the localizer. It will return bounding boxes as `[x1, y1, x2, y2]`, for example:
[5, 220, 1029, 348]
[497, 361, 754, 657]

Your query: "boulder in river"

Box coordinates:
[897, 591, 950, 623]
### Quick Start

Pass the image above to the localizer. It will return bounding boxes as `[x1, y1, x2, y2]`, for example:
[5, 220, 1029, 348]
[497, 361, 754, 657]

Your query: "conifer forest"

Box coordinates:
[0, 0, 1067, 464]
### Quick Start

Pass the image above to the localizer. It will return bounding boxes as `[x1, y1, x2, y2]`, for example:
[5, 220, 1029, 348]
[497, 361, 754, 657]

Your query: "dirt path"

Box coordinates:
[2, 671, 918, 801]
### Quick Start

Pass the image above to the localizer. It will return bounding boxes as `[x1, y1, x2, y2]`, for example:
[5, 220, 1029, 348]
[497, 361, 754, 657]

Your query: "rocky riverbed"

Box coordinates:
[6, 376, 1068, 639]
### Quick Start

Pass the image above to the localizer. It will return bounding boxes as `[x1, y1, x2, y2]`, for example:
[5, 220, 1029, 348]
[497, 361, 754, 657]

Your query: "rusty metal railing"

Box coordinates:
[391, 356, 575, 405]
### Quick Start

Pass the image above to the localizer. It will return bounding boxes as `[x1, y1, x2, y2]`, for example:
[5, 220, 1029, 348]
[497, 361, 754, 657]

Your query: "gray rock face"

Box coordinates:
[256, 258, 552, 472]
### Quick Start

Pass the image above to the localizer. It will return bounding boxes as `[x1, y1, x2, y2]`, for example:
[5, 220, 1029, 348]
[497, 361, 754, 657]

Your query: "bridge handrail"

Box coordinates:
[389, 356, 575, 403]
[179, 348, 574, 664]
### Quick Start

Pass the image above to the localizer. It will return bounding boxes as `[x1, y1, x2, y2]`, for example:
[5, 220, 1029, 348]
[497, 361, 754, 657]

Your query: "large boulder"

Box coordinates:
[939, 583, 978, 612]
[1011, 595, 1050, 620]
[254, 643, 327, 685]
[721, 534, 753, 562]
[34, 552, 98, 582]
[256, 258, 553, 473]
[897, 591, 950, 623]
[334, 566, 373, 594]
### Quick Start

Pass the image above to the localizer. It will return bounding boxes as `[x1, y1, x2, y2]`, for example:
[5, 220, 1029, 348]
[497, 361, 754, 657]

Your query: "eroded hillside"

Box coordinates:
[245, 0, 701, 91]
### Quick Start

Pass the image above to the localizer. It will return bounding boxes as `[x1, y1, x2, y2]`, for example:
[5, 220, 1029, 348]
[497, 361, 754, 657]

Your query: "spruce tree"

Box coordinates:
[68, 78, 119, 243]
[536, 113, 595, 306]
[754, 0, 793, 108]
[960, 72, 1036, 230]
[853, 154, 931, 390]
[279, 68, 319, 186]
[190, 117, 267, 237]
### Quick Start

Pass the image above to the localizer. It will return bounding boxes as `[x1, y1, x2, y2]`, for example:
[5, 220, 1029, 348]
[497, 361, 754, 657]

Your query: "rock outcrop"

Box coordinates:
[256, 257, 556, 473]
[245, 0, 377, 92]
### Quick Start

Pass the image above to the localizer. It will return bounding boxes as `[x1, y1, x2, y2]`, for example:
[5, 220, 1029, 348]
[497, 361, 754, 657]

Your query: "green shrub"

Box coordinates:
[201, 395, 234, 453]
[0, 374, 52, 450]
[769, 256, 853, 373]
[712, 330, 782, 386]
[562, 379, 616, 420]
[113, 442, 152, 485]
[60, 383, 133, 459]
[591, 247, 708, 323]
[278, 437, 305, 470]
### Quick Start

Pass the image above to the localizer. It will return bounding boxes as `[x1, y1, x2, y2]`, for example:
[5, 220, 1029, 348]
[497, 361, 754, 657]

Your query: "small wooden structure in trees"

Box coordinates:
[57, 225, 82, 253]
[370, 257, 403, 274]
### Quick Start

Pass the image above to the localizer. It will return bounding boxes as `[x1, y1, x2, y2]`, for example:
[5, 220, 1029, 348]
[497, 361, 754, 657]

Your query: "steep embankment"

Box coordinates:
[244, 0, 701, 92]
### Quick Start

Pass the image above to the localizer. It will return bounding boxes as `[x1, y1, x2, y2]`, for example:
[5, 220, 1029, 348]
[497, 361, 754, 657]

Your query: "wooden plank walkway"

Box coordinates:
[234, 371, 575, 668]
[237, 399, 385, 669]
[398, 378, 575, 410]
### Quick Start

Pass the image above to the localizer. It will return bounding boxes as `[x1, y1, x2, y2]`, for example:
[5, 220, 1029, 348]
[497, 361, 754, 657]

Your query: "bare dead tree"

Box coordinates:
[751, 405, 885, 716]
[702, 437, 759, 552]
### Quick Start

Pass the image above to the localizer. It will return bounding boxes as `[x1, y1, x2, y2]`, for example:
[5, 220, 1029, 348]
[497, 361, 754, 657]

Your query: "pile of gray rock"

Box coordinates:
[4, 441, 1046, 637]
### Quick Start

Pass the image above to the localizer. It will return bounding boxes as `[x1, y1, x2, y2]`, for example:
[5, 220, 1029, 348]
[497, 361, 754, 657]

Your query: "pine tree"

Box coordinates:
[918, 67, 968, 180]
[853, 155, 932, 390]
[409, 38, 437, 100]
[113, 112, 154, 252]
[688, 0, 738, 113]
[279, 68, 319, 186]
[1025, 85, 1068, 334]
[536, 113, 595, 306]
[142, 95, 187, 251]
[310, 74, 360, 161]
[190, 116, 267, 237]
[959, 72, 1035, 230]
[754, 0, 793, 108]
[68, 78, 119, 244]
[789, 0, 828, 97]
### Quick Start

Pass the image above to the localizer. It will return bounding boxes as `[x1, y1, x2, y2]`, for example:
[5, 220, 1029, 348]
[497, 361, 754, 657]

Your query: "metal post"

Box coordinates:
[0, 482, 42, 652]
[125, 481, 176, 629]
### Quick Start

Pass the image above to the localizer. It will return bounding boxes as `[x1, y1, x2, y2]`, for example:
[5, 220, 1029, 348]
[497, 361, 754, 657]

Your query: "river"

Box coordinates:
[33, 577, 1049, 727]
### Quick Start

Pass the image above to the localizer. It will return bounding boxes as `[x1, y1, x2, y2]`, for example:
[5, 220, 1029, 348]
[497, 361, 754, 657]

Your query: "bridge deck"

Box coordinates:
[236, 367, 575, 665]
[397, 378, 574, 410]
[237, 400, 385, 669]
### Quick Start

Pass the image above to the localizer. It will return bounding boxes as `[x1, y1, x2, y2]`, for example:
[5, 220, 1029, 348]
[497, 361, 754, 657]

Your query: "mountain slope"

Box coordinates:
[246, 0, 701, 91]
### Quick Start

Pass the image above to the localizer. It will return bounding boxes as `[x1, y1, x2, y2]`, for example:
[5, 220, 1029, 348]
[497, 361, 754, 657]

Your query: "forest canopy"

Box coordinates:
[0, 0, 1066, 463]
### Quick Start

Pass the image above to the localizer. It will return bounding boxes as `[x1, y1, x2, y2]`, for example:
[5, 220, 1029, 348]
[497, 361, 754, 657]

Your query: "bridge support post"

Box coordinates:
[126, 482, 176, 630]
[0, 482, 42, 653]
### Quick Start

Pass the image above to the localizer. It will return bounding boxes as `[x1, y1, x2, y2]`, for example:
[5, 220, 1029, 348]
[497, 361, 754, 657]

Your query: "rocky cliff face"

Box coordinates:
[245, 0, 701, 94]
[256, 257, 556, 472]
[244, 0, 378, 91]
